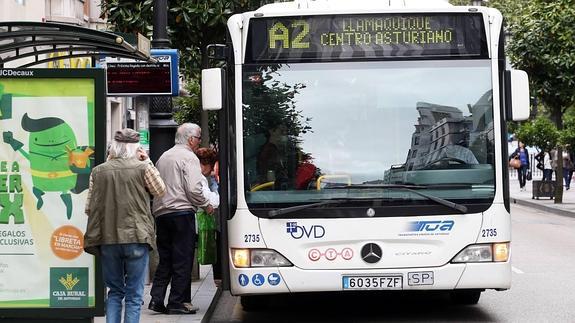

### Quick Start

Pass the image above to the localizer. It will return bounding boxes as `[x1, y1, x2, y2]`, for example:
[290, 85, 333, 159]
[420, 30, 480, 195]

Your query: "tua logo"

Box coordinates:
[286, 222, 325, 239]
[409, 220, 455, 232]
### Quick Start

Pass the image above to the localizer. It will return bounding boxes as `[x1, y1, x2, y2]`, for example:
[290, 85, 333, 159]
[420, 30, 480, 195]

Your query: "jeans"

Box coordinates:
[517, 165, 528, 188]
[543, 169, 553, 181]
[101, 243, 149, 323]
[150, 212, 196, 309]
[563, 169, 573, 189]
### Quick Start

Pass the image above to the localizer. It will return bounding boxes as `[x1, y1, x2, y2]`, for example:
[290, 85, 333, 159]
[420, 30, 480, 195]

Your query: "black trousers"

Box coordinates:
[517, 165, 528, 188]
[150, 212, 196, 309]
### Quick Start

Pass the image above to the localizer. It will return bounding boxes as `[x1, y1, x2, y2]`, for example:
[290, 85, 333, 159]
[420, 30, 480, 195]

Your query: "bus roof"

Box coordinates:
[256, 0, 453, 13]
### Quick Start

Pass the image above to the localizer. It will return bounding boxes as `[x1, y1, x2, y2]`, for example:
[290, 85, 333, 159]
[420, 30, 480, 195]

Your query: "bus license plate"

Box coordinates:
[342, 275, 403, 290]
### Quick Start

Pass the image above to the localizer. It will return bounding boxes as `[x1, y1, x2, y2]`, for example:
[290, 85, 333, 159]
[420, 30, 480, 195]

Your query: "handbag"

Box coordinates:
[509, 157, 521, 169]
[196, 210, 217, 265]
[526, 170, 532, 181]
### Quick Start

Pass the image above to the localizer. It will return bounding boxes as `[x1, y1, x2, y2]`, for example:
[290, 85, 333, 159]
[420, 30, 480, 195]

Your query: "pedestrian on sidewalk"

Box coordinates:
[84, 128, 166, 323]
[544, 148, 554, 181]
[195, 147, 222, 286]
[562, 145, 574, 190]
[536, 148, 553, 181]
[510, 142, 530, 191]
[149, 123, 215, 315]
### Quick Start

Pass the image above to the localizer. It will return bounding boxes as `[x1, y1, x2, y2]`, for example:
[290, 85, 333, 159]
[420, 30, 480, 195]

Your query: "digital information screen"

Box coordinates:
[247, 13, 488, 62]
[106, 60, 171, 96]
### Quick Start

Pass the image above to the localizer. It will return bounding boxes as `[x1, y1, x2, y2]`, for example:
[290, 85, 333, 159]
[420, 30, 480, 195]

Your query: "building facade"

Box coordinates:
[0, 0, 131, 143]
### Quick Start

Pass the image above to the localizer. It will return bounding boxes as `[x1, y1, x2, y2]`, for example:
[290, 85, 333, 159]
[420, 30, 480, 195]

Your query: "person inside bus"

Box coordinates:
[256, 121, 295, 190]
[510, 141, 530, 191]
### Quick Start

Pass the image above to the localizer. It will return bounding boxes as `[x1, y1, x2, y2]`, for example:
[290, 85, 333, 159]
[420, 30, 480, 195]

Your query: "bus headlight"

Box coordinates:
[232, 249, 250, 268]
[493, 242, 510, 262]
[451, 243, 509, 263]
[231, 248, 293, 268]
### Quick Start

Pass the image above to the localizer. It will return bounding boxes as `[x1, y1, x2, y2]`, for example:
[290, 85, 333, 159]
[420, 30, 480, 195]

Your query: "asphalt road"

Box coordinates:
[210, 204, 575, 322]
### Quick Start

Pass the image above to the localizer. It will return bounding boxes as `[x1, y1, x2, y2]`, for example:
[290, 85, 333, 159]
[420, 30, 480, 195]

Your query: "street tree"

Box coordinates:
[560, 115, 575, 149]
[515, 117, 559, 152]
[99, 0, 273, 141]
[505, 0, 575, 203]
[100, 0, 270, 78]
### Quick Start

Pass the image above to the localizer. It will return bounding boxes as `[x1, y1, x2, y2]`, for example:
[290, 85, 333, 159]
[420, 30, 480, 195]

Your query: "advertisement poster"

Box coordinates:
[0, 71, 103, 313]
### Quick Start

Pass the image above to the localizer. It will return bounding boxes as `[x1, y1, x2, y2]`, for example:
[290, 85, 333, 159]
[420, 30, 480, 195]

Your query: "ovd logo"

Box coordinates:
[286, 222, 325, 239]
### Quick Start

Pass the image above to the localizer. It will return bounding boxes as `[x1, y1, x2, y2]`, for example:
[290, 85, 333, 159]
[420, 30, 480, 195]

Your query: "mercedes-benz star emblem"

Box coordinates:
[360, 243, 382, 264]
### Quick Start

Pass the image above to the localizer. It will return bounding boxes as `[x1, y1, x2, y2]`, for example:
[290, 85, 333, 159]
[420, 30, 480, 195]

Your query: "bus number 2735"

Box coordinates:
[244, 234, 261, 243]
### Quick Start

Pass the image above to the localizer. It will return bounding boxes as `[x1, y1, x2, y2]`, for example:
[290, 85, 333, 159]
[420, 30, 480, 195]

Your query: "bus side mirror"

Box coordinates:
[506, 69, 530, 121]
[202, 68, 224, 111]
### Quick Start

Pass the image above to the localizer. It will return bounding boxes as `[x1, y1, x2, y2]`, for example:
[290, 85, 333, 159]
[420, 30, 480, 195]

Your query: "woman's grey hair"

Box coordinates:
[175, 123, 200, 144]
[108, 141, 140, 159]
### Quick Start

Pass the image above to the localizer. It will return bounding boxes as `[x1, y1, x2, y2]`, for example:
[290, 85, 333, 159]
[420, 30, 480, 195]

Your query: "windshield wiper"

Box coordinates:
[268, 184, 468, 217]
[330, 184, 468, 213]
[403, 188, 468, 213]
[268, 199, 347, 217]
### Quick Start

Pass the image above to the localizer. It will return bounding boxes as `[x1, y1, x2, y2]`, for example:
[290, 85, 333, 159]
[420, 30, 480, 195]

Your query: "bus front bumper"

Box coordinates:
[229, 261, 511, 295]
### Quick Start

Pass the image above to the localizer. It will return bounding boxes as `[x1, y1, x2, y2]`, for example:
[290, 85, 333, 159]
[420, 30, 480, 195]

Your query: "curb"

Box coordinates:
[511, 196, 575, 219]
[201, 287, 222, 323]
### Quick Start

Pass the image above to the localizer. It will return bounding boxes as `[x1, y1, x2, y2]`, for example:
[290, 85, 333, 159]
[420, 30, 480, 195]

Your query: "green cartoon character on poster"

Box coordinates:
[2, 113, 93, 220]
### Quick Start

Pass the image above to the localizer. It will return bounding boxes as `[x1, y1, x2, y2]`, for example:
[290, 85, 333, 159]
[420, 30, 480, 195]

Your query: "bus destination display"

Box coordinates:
[247, 14, 487, 62]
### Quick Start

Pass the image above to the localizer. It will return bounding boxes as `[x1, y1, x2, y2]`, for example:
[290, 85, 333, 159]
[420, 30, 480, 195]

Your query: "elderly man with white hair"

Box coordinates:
[149, 122, 214, 315]
[84, 128, 166, 323]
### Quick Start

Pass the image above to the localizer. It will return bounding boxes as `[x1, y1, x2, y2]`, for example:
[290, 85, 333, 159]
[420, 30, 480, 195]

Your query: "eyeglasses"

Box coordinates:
[192, 135, 201, 140]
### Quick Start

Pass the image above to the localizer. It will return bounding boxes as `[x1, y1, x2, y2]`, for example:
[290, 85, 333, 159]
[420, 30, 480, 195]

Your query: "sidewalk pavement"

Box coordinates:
[95, 265, 219, 323]
[510, 178, 575, 218]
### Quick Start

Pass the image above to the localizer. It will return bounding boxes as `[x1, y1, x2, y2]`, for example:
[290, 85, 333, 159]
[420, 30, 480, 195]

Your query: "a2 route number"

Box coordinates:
[269, 21, 310, 49]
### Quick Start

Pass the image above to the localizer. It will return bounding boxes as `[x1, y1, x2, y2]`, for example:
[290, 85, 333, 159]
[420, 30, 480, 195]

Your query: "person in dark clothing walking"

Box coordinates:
[510, 142, 530, 191]
[562, 146, 574, 190]
[148, 123, 214, 315]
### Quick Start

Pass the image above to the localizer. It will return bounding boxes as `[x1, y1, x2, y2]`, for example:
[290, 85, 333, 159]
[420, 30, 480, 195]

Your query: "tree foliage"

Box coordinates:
[506, 0, 575, 126]
[515, 117, 559, 152]
[171, 78, 219, 136]
[560, 115, 575, 148]
[100, 0, 275, 142]
[503, 0, 575, 202]
[100, 0, 271, 79]
[242, 67, 312, 140]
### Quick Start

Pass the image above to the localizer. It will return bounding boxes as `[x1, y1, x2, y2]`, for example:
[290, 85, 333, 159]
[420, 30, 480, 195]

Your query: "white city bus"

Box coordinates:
[202, 0, 530, 309]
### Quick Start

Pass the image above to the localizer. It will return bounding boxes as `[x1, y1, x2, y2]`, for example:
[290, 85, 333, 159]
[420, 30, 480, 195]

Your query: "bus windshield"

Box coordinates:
[242, 60, 495, 217]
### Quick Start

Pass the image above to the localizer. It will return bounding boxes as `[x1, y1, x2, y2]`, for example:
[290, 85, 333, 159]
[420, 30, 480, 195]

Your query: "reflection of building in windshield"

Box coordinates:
[404, 90, 493, 171]
[468, 90, 494, 164]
